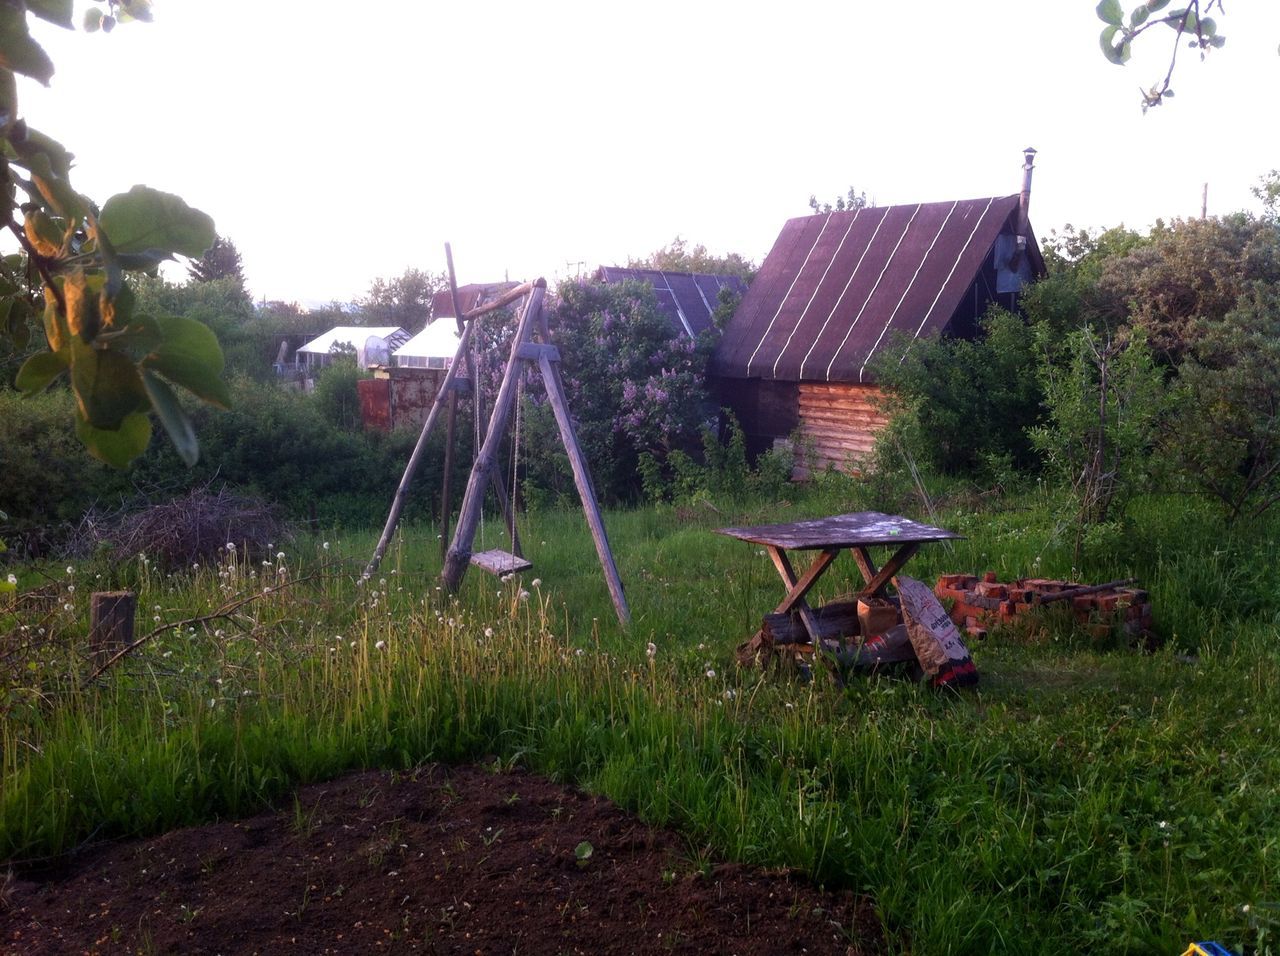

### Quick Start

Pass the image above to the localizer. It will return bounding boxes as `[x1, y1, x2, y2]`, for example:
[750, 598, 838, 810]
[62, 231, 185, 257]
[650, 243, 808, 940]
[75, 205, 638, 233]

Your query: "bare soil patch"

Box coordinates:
[2, 764, 882, 954]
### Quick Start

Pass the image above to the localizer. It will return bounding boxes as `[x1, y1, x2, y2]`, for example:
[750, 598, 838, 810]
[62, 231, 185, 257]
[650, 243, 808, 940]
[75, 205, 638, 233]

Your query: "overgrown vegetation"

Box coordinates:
[2, 480, 1278, 954]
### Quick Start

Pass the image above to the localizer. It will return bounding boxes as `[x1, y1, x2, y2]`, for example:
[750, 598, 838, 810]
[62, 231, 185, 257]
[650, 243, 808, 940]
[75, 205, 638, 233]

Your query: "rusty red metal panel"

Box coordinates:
[358, 378, 392, 431]
[711, 195, 1031, 384]
[388, 368, 441, 430]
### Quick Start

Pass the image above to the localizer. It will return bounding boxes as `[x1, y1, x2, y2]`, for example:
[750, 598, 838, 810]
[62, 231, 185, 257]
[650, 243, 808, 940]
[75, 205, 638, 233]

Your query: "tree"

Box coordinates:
[187, 235, 245, 288]
[1096, 0, 1229, 110]
[358, 268, 445, 328]
[531, 278, 721, 502]
[808, 186, 870, 215]
[1091, 214, 1280, 362]
[1, 1, 230, 467]
[1030, 325, 1168, 561]
[626, 237, 755, 281]
[1163, 285, 1280, 520]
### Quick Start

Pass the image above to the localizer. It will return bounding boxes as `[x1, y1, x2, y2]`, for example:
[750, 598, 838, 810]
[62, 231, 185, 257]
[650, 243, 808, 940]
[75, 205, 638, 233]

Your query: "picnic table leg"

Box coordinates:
[766, 546, 839, 646]
[852, 543, 921, 598]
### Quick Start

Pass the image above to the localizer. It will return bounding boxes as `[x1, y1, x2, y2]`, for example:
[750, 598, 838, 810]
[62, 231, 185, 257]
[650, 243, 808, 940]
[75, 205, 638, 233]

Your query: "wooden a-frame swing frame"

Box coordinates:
[364, 247, 630, 626]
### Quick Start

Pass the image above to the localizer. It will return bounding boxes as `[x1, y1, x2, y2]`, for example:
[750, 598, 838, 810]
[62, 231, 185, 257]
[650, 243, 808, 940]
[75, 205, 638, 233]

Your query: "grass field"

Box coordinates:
[2, 477, 1278, 954]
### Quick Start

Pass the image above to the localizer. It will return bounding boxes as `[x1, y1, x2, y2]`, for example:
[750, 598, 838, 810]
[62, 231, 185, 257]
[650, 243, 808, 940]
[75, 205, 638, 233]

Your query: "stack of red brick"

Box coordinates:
[934, 573, 1155, 643]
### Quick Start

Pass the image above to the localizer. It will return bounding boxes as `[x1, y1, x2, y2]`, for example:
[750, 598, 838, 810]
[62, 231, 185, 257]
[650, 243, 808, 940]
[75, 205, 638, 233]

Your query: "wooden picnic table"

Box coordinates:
[716, 511, 962, 647]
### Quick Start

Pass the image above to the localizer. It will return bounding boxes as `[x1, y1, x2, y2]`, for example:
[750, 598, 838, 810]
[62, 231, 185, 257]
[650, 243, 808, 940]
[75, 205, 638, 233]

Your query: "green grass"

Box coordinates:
[2, 482, 1279, 954]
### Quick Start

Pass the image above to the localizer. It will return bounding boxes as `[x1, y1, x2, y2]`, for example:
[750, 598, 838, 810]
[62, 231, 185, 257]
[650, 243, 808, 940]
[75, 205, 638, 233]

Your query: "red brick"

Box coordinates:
[982, 571, 998, 584]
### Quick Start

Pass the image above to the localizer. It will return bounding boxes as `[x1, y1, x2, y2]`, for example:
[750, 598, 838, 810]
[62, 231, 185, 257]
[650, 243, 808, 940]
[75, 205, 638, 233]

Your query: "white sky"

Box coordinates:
[17, 1, 1280, 308]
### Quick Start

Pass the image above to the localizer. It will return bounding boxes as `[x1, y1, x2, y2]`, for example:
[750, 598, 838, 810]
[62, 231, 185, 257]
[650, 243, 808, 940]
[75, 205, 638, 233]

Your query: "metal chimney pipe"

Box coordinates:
[1019, 147, 1037, 239]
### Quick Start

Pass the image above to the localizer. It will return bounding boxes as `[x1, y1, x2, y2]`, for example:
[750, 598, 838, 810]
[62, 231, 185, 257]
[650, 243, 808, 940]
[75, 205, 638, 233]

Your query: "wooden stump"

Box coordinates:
[90, 591, 135, 668]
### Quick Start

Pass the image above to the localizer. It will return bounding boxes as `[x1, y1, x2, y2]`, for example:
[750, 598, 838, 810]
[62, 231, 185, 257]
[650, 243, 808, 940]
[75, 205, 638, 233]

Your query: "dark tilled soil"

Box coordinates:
[2, 764, 882, 954]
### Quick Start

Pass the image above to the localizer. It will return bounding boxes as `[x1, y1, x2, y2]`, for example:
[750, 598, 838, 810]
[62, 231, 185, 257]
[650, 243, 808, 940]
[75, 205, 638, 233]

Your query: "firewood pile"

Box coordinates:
[935, 573, 1155, 645]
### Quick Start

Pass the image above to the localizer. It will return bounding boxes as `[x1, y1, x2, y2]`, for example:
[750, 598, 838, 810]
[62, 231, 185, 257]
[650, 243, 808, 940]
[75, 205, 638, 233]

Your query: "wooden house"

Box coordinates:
[710, 152, 1045, 477]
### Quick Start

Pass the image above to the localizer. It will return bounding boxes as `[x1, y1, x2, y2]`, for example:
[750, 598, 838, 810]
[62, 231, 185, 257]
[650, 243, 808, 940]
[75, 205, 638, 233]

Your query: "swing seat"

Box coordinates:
[470, 549, 533, 578]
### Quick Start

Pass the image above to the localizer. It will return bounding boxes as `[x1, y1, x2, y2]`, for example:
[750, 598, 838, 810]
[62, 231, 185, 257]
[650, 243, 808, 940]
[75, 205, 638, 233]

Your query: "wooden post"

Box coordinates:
[537, 352, 631, 626]
[439, 244, 470, 563]
[440, 388, 458, 562]
[90, 591, 135, 668]
[364, 317, 477, 580]
[441, 281, 546, 591]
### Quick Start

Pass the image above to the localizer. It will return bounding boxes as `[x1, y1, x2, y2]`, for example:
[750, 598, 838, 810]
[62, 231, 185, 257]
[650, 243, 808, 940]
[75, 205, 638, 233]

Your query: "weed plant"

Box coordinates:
[2, 485, 1278, 954]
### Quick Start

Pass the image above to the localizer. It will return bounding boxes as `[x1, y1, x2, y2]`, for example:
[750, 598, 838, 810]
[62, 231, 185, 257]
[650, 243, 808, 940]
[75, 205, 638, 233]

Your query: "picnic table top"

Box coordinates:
[715, 511, 962, 551]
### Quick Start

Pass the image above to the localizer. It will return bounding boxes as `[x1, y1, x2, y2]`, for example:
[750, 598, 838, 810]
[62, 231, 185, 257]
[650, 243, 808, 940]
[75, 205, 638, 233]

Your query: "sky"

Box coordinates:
[16, 1, 1280, 309]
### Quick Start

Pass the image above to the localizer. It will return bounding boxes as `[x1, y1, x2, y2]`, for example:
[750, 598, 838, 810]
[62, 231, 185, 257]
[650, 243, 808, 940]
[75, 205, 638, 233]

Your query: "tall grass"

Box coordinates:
[2, 487, 1279, 954]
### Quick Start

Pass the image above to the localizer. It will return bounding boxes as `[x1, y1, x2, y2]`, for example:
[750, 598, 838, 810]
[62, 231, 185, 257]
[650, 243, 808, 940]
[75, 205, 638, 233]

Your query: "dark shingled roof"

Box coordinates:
[595, 267, 749, 338]
[711, 195, 1040, 383]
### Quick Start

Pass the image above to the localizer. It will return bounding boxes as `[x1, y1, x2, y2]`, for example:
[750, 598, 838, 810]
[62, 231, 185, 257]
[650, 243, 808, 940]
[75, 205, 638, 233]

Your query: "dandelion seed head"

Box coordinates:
[375, 640, 387, 651]
[6, 573, 16, 586]
[322, 541, 330, 550]
[646, 642, 657, 659]
[65, 565, 74, 575]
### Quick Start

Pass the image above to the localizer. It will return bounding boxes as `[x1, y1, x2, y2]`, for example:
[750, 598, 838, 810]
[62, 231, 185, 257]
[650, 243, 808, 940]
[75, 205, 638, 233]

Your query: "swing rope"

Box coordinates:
[509, 369, 523, 548]
[472, 325, 485, 550]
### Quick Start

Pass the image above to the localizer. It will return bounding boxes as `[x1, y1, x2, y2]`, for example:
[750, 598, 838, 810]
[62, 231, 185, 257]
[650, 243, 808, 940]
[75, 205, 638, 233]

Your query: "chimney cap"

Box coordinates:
[1023, 146, 1037, 162]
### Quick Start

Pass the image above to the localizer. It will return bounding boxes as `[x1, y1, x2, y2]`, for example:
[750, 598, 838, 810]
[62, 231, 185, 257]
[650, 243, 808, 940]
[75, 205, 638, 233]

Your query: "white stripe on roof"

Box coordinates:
[798, 208, 890, 381]
[823, 205, 922, 382]
[856, 200, 961, 383]
[882, 196, 999, 380]
[771, 209, 861, 379]
[745, 214, 833, 378]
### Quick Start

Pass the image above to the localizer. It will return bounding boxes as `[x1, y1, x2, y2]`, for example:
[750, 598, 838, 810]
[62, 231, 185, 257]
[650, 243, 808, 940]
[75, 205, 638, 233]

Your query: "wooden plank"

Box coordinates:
[718, 512, 960, 550]
[441, 282, 546, 591]
[763, 599, 861, 645]
[516, 343, 560, 362]
[90, 591, 135, 668]
[470, 549, 533, 577]
[461, 281, 534, 320]
[538, 352, 631, 626]
[859, 543, 920, 598]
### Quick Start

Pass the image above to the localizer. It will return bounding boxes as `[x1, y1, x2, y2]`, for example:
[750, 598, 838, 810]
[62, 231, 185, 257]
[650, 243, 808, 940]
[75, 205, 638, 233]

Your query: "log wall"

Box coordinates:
[792, 383, 891, 480]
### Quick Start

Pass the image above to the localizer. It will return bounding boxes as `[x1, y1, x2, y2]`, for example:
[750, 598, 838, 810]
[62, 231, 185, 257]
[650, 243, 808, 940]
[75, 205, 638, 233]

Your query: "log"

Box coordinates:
[763, 599, 861, 645]
[1036, 578, 1138, 605]
[461, 281, 534, 321]
[538, 351, 631, 626]
[365, 301, 476, 579]
[441, 282, 546, 591]
[90, 591, 135, 667]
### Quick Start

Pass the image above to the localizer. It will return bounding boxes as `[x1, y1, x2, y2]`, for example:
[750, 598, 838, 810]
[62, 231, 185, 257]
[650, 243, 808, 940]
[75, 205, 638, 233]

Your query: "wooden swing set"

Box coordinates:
[364, 246, 630, 626]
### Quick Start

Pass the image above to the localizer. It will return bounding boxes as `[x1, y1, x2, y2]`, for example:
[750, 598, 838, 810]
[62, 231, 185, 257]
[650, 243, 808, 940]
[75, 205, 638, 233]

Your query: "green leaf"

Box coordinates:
[1130, 5, 1149, 26]
[119, 0, 153, 23]
[1146, 0, 1171, 10]
[1100, 26, 1127, 64]
[0, 4, 56, 85]
[83, 7, 103, 31]
[1096, 0, 1123, 26]
[1198, 16, 1216, 36]
[42, 284, 69, 354]
[70, 339, 149, 430]
[75, 408, 152, 468]
[99, 186, 215, 259]
[28, 0, 75, 29]
[63, 271, 104, 341]
[144, 314, 231, 408]
[23, 210, 64, 258]
[15, 350, 68, 393]
[142, 369, 198, 466]
[0, 67, 16, 135]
